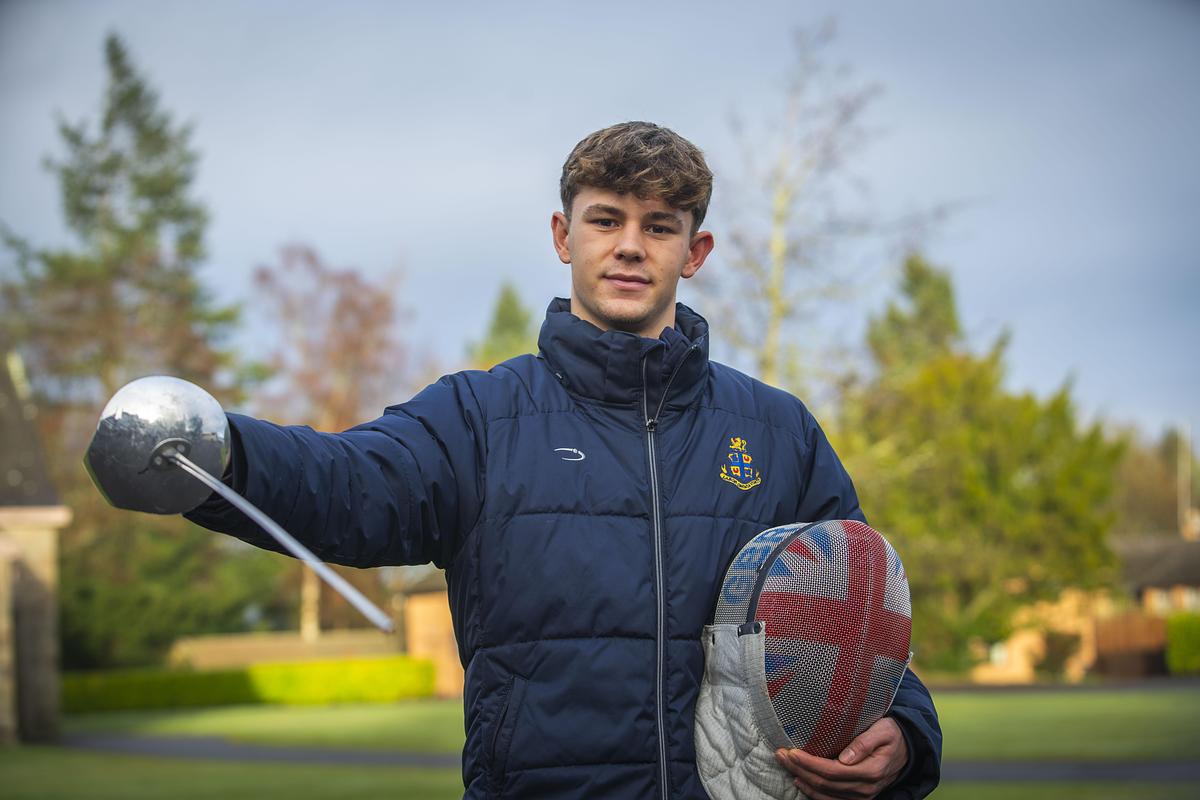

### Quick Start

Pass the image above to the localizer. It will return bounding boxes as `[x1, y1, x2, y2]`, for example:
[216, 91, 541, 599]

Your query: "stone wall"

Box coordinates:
[168, 628, 401, 670]
[0, 506, 70, 744]
[0, 546, 16, 744]
[404, 591, 463, 698]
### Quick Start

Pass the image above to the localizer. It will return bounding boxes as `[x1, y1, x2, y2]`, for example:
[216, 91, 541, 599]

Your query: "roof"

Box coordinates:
[0, 351, 58, 507]
[1113, 536, 1200, 590]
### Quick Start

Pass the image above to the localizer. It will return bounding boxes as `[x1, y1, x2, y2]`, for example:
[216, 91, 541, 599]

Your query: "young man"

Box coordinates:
[186, 122, 940, 799]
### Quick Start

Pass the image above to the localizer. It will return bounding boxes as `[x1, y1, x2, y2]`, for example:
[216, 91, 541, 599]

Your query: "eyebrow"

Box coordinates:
[580, 203, 626, 219]
[643, 210, 683, 225]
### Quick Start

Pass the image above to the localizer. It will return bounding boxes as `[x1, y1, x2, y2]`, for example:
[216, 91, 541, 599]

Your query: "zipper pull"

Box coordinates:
[645, 417, 658, 432]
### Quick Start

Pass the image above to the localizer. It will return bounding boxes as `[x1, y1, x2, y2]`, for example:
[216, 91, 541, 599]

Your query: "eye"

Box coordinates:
[646, 224, 675, 235]
[593, 218, 618, 229]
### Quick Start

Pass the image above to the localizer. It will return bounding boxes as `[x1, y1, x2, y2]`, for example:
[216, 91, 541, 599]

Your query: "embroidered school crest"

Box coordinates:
[720, 436, 762, 491]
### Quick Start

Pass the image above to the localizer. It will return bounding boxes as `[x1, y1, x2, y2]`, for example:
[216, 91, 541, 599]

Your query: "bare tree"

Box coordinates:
[255, 244, 411, 639]
[700, 21, 948, 396]
[255, 244, 408, 432]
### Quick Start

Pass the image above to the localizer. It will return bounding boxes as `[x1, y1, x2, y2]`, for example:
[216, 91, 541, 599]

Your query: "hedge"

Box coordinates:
[63, 655, 436, 713]
[1166, 612, 1200, 676]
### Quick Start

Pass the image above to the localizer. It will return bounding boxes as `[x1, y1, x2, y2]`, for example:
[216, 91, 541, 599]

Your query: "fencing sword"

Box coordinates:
[84, 375, 394, 633]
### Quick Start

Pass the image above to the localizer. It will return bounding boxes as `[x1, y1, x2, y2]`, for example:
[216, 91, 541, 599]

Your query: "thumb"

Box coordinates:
[838, 741, 864, 766]
[838, 717, 897, 765]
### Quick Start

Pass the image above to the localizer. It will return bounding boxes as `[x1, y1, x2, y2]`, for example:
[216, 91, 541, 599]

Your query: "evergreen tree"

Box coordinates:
[3, 35, 241, 404]
[865, 255, 961, 373]
[834, 254, 1123, 671]
[467, 281, 536, 369]
[1, 34, 286, 668]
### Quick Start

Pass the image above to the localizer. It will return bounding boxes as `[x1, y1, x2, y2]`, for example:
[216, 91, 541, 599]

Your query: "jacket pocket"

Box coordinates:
[488, 673, 528, 791]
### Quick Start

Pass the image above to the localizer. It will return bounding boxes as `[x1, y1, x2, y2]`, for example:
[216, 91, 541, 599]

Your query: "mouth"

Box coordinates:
[605, 273, 650, 291]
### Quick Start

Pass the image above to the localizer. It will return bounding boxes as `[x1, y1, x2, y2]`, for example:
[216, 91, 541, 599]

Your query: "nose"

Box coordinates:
[614, 227, 645, 261]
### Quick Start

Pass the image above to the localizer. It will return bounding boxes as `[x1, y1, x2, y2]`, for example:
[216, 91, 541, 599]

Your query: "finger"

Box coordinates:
[782, 747, 867, 782]
[790, 771, 877, 800]
[839, 717, 901, 765]
[791, 776, 842, 800]
[775, 748, 825, 780]
[775, 748, 802, 777]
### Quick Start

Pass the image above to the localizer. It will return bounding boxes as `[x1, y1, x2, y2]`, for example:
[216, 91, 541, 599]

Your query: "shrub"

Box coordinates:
[1166, 613, 1200, 676]
[1035, 631, 1081, 678]
[63, 655, 436, 713]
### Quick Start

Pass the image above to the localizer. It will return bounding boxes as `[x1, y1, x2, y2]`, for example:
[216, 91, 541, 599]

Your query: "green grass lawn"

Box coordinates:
[0, 747, 463, 800]
[2, 748, 1197, 800]
[32, 684, 1200, 798]
[936, 686, 1200, 762]
[934, 784, 1200, 799]
[63, 684, 1200, 763]
[64, 698, 466, 753]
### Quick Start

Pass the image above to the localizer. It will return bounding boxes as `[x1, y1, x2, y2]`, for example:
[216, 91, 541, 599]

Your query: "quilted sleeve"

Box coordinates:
[185, 374, 486, 570]
[884, 668, 942, 799]
[792, 408, 943, 797]
[794, 413, 867, 525]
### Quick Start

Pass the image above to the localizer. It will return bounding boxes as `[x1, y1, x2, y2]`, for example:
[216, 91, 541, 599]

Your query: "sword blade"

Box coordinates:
[170, 451, 395, 634]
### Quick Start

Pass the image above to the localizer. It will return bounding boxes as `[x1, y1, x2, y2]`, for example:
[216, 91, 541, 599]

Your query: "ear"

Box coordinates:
[551, 211, 572, 264]
[681, 229, 715, 279]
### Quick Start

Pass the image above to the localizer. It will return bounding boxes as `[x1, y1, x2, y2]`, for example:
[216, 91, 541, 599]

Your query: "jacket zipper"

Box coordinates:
[642, 344, 697, 799]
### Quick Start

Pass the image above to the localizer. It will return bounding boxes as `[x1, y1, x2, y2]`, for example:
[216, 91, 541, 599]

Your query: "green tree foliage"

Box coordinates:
[2, 36, 242, 403]
[834, 254, 1123, 671]
[466, 281, 536, 369]
[1, 34, 287, 669]
[865, 256, 961, 372]
[59, 528, 289, 669]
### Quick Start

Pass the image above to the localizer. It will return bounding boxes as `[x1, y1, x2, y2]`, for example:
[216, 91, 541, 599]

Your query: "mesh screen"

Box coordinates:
[712, 520, 912, 758]
[713, 523, 804, 626]
[855, 654, 910, 740]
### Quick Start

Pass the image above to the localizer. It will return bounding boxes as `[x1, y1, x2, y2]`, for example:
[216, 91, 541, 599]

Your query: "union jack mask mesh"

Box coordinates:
[695, 520, 913, 799]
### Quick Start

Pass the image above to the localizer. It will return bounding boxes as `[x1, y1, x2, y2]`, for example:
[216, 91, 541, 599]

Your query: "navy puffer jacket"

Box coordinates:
[188, 299, 941, 799]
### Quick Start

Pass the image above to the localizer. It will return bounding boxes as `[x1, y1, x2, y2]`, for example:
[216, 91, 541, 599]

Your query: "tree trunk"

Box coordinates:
[299, 567, 320, 642]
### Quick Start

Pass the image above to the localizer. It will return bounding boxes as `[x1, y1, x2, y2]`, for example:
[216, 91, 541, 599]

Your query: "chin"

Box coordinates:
[595, 303, 653, 332]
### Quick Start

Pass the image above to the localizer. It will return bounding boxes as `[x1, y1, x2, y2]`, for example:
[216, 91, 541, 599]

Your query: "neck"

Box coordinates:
[569, 298, 676, 340]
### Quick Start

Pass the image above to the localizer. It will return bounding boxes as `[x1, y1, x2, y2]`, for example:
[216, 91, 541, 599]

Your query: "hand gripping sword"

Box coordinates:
[84, 375, 394, 633]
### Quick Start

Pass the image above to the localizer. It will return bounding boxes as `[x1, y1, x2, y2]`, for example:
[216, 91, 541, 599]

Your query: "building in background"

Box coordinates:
[167, 567, 464, 698]
[0, 352, 71, 744]
[1117, 537, 1200, 616]
[972, 534, 1200, 684]
[396, 570, 463, 698]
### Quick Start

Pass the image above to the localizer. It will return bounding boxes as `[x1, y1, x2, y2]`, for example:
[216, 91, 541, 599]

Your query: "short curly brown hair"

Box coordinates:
[559, 121, 713, 233]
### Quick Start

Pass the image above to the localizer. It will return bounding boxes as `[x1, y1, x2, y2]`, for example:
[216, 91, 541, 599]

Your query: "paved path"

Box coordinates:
[62, 733, 461, 769]
[941, 760, 1200, 782]
[62, 733, 1200, 782]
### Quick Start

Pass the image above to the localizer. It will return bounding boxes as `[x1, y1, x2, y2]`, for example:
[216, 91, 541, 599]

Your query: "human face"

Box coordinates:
[551, 187, 714, 338]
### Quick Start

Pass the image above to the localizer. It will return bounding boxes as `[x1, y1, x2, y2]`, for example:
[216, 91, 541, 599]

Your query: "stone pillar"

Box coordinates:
[404, 590, 464, 698]
[0, 542, 17, 745]
[0, 506, 71, 743]
[300, 568, 320, 642]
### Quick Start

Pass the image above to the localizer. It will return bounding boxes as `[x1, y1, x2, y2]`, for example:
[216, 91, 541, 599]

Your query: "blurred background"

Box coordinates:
[1, 1, 1197, 798]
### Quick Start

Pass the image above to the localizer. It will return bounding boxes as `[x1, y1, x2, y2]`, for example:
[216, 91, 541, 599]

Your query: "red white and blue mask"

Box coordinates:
[695, 520, 913, 799]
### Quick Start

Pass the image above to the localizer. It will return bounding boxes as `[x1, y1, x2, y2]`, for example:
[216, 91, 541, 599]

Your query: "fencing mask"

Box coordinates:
[694, 520, 912, 800]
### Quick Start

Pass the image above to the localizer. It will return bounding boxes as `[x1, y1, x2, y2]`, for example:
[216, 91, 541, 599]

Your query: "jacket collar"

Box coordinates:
[537, 297, 710, 418]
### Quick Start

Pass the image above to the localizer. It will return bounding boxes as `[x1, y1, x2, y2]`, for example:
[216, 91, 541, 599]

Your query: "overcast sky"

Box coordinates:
[1, 0, 1197, 439]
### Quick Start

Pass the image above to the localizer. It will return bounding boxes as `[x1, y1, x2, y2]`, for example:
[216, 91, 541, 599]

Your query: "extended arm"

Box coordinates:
[185, 375, 486, 570]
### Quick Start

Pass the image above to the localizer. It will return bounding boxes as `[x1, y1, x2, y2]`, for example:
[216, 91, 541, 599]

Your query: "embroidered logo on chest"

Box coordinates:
[720, 436, 763, 491]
